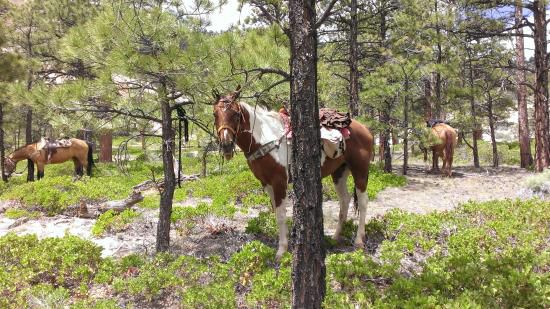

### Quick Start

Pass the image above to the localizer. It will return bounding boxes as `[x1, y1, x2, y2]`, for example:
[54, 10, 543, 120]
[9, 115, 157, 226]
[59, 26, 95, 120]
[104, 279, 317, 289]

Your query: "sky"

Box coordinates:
[205, 0, 253, 32]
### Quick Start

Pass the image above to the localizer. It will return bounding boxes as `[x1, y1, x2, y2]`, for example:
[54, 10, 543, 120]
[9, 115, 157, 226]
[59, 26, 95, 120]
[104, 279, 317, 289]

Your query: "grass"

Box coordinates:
[0, 199, 548, 308]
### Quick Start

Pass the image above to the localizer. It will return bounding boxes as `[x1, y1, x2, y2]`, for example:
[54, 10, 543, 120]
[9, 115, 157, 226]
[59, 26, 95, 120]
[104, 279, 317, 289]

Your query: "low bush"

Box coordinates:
[0, 234, 102, 308]
[92, 209, 141, 236]
[1, 199, 548, 307]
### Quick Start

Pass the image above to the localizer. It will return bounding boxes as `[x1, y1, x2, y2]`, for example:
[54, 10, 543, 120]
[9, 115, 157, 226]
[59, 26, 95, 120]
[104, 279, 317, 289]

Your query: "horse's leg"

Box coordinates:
[350, 168, 368, 247]
[432, 148, 440, 171]
[332, 166, 351, 243]
[265, 183, 289, 259]
[442, 151, 447, 172]
[73, 158, 83, 178]
[36, 162, 44, 180]
[448, 152, 453, 177]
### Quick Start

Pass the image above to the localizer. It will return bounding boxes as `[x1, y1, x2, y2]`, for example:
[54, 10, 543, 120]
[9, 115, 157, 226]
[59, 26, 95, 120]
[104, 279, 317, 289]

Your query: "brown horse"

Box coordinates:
[3, 138, 94, 180]
[213, 86, 374, 258]
[429, 123, 458, 177]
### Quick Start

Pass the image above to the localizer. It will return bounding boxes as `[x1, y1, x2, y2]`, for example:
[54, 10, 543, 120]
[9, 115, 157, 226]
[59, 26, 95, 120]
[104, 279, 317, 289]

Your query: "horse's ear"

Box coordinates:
[231, 85, 241, 101]
[212, 89, 221, 103]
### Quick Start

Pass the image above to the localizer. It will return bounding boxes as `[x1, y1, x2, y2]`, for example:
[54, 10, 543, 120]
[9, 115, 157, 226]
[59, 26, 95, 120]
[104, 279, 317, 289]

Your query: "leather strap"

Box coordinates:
[246, 139, 282, 161]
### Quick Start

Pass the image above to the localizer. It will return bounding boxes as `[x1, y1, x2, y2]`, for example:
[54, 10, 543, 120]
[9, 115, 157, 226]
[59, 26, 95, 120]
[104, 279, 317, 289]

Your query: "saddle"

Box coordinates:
[279, 107, 352, 159]
[38, 137, 72, 162]
[426, 119, 450, 128]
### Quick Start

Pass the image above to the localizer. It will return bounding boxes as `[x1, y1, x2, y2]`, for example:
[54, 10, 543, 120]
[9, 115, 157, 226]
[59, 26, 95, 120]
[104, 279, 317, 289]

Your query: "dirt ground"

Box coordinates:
[0, 164, 534, 258]
[324, 164, 533, 233]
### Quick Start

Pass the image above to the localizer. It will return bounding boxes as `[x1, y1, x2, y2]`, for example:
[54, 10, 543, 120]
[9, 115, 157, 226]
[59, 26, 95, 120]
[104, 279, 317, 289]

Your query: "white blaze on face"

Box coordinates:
[223, 129, 228, 140]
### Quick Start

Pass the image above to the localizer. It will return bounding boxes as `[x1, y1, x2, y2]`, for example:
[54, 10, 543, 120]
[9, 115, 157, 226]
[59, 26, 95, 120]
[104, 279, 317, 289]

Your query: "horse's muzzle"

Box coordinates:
[220, 142, 235, 160]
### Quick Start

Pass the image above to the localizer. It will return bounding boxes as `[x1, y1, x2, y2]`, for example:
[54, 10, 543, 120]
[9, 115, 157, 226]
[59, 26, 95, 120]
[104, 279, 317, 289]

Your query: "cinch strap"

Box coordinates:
[246, 139, 282, 161]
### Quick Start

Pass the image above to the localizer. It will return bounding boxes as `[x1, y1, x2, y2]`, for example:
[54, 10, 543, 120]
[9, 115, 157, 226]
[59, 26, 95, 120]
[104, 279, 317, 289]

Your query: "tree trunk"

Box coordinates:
[515, 3, 533, 168]
[26, 108, 34, 182]
[488, 96, 499, 167]
[0, 104, 6, 182]
[99, 130, 113, 162]
[348, 0, 359, 117]
[424, 78, 432, 121]
[156, 83, 176, 252]
[403, 79, 409, 175]
[382, 104, 392, 173]
[532, 0, 550, 172]
[289, 0, 325, 306]
[468, 55, 480, 168]
[434, 0, 443, 119]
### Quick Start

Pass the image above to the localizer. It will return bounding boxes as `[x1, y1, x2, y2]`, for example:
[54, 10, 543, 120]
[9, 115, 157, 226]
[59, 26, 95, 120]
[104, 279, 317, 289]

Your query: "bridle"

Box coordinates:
[215, 98, 246, 148]
[3, 157, 15, 175]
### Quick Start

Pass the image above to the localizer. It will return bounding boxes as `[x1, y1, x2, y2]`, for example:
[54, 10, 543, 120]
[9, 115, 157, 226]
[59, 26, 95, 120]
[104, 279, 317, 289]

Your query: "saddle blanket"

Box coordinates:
[321, 127, 346, 159]
[37, 137, 72, 151]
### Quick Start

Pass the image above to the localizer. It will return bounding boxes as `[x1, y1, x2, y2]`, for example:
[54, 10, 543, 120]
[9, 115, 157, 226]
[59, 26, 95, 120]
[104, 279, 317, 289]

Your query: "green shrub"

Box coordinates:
[245, 211, 279, 238]
[246, 253, 292, 308]
[92, 209, 141, 236]
[0, 234, 103, 308]
[4, 208, 40, 219]
[0, 162, 161, 215]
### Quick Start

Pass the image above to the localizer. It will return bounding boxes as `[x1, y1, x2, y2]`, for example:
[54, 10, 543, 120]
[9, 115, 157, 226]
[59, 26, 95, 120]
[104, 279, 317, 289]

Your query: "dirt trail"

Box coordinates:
[323, 165, 533, 233]
[0, 164, 533, 257]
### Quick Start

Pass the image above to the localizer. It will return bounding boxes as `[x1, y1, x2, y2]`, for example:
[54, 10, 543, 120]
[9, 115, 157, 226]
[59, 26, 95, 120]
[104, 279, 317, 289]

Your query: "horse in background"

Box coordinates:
[3, 138, 94, 180]
[213, 85, 374, 258]
[428, 122, 458, 177]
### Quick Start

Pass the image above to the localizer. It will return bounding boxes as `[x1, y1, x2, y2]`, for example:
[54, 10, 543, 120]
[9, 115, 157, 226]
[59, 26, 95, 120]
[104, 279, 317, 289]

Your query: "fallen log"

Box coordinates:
[70, 191, 144, 219]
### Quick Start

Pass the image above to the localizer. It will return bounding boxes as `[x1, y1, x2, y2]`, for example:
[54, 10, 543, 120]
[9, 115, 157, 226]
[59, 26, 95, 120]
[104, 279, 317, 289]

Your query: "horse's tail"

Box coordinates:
[86, 142, 94, 176]
[444, 130, 454, 174]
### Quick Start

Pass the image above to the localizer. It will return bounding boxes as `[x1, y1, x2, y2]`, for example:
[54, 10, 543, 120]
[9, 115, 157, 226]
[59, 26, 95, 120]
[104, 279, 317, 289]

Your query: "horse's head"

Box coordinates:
[212, 85, 243, 160]
[3, 157, 16, 179]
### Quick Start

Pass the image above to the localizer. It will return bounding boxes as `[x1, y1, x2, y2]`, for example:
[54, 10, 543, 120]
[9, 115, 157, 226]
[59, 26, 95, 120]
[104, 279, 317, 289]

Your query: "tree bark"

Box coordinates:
[487, 96, 499, 167]
[156, 82, 176, 252]
[515, 3, 533, 168]
[289, 0, 325, 307]
[26, 108, 34, 182]
[0, 104, 6, 182]
[99, 130, 113, 162]
[348, 0, 359, 117]
[532, 0, 550, 172]
[382, 107, 392, 173]
[467, 54, 480, 168]
[424, 78, 432, 121]
[403, 78, 409, 175]
[434, 0, 443, 119]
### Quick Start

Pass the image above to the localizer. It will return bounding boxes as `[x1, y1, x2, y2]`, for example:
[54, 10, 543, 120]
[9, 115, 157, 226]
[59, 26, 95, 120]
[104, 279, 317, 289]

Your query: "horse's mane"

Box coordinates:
[239, 102, 281, 121]
[238, 101, 285, 144]
[11, 141, 39, 153]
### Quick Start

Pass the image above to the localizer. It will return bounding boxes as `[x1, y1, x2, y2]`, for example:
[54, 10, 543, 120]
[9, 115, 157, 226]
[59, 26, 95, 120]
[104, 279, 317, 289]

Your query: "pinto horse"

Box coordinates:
[3, 138, 94, 180]
[213, 86, 374, 258]
[429, 123, 458, 177]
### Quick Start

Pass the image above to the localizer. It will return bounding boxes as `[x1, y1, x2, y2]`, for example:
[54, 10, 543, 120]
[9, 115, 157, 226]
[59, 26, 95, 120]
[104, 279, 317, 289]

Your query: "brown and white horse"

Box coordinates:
[3, 138, 93, 180]
[213, 86, 374, 258]
[429, 123, 458, 177]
